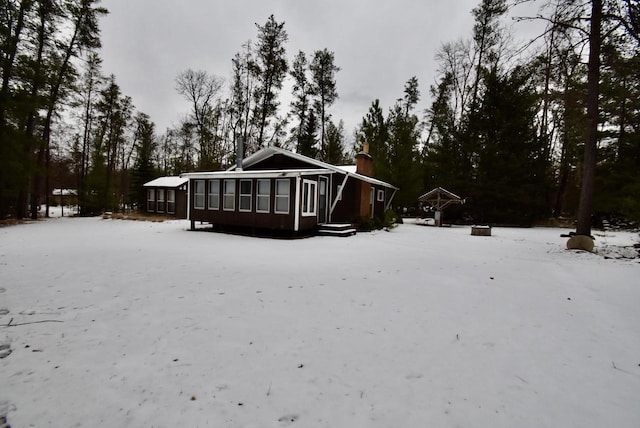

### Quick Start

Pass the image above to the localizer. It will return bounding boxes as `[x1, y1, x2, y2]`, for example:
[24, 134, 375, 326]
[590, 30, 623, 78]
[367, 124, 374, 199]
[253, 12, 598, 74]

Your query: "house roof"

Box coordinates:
[418, 187, 462, 202]
[143, 176, 188, 188]
[181, 168, 334, 180]
[418, 187, 464, 211]
[231, 146, 399, 190]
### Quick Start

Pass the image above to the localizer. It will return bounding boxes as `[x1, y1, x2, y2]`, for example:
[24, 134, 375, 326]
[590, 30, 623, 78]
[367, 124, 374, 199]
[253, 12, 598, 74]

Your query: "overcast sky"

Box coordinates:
[97, 0, 543, 144]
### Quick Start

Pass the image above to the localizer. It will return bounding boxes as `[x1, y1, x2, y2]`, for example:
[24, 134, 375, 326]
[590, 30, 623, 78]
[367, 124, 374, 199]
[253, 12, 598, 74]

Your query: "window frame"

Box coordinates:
[274, 179, 290, 214]
[239, 179, 252, 212]
[147, 189, 155, 212]
[223, 179, 236, 211]
[256, 179, 270, 213]
[377, 189, 385, 202]
[301, 179, 317, 217]
[157, 189, 165, 213]
[194, 180, 205, 210]
[167, 189, 176, 214]
[208, 179, 220, 210]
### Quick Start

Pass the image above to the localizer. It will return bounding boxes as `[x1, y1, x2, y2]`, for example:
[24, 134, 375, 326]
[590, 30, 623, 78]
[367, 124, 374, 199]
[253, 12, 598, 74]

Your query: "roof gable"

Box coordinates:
[232, 147, 398, 190]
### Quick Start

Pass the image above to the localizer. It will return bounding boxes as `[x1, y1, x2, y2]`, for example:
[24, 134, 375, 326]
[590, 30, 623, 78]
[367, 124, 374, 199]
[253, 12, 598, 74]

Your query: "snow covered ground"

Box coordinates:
[1, 217, 639, 427]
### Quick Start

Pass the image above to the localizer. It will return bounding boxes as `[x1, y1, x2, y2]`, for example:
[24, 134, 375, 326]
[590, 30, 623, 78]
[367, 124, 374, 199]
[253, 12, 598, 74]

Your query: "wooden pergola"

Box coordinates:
[418, 187, 463, 227]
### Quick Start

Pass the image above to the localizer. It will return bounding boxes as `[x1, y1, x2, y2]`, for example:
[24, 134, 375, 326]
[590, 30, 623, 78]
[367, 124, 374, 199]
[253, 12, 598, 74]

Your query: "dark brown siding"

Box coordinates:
[175, 189, 187, 219]
[190, 177, 297, 231]
[330, 177, 358, 223]
[145, 186, 186, 218]
[372, 185, 387, 219]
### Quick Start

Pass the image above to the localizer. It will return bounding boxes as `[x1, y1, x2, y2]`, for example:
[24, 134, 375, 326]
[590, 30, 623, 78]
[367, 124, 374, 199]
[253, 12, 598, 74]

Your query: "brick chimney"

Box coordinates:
[355, 143, 373, 177]
[356, 143, 373, 218]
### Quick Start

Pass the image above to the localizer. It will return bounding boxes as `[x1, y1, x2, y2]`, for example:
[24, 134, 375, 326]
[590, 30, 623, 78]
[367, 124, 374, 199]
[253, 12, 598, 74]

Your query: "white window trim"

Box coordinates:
[223, 179, 235, 211]
[377, 189, 384, 202]
[256, 179, 270, 213]
[194, 180, 205, 210]
[275, 179, 290, 214]
[208, 179, 220, 210]
[239, 179, 252, 212]
[301, 179, 317, 217]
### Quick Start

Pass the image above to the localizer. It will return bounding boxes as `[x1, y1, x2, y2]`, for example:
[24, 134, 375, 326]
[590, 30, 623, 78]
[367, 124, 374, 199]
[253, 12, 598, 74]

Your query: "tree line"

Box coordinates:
[1, 1, 638, 231]
[354, 0, 639, 230]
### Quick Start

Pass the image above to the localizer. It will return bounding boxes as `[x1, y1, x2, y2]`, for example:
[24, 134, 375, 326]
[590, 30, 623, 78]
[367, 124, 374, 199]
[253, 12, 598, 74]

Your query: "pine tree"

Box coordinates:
[472, 66, 549, 224]
[251, 14, 288, 148]
[322, 119, 347, 165]
[310, 48, 340, 158]
[298, 109, 318, 159]
[289, 50, 310, 152]
[355, 99, 388, 176]
[385, 77, 423, 209]
[130, 112, 157, 211]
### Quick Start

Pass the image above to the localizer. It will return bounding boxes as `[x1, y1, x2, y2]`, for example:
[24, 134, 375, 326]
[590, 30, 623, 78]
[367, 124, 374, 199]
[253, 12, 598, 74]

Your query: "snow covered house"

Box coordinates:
[181, 146, 398, 235]
[143, 176, 188, 218]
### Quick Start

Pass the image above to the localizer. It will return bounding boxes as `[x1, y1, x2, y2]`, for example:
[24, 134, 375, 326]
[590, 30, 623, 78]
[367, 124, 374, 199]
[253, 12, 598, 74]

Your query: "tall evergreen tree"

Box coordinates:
[74, 51, 103, 214]
[384, 77, 423, 209]
[322, 119, 347, 165]
[289, 50, 310, 152]
[298, 108, 318, 158]
[472, 66, 549, 224]
[251, 14, 288, 148]
[470, 0, 508, 110]
[310, 48, 340, 160]
[229, 41, 255, 149]
[32, 0, 108, 218]
[355, 99, 388, 176]
[129, 112, 156, 211]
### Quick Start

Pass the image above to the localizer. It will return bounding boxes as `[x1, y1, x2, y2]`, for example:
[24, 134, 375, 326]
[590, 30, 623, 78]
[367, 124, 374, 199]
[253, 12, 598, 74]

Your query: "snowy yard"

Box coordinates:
[1, 217, 639, 427]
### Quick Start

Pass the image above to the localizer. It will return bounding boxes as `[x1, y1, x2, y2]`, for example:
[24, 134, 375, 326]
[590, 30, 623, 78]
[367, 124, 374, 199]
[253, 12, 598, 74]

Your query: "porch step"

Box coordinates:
[318, 223, 357, 237]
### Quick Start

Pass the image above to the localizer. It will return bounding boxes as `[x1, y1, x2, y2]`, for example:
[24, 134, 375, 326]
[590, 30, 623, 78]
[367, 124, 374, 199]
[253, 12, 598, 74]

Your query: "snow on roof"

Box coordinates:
[143, 176, 188, 188]
[335, 165, 357, 174]
[52, 188, 77, 196]
[181, 168, 333, 180]
[232, 147, 399, 190]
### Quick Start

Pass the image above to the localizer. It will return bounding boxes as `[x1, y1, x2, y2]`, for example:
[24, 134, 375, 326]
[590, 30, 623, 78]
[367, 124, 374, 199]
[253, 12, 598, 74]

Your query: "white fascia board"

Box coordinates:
[294, 176, 301, 232]
[182, 169, 333, 180]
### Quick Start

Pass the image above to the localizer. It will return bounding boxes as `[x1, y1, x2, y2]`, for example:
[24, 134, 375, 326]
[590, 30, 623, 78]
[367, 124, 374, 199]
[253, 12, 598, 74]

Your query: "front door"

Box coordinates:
[318, 176, 328, 224]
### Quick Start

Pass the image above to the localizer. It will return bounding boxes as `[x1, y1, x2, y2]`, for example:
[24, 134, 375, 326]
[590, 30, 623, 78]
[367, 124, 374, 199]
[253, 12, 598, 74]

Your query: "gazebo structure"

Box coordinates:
[418, 187, 463, 227]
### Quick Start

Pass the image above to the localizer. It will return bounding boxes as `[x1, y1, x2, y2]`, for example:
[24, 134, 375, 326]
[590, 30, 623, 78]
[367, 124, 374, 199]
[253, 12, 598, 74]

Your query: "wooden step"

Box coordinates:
[318, 223, 357, 237]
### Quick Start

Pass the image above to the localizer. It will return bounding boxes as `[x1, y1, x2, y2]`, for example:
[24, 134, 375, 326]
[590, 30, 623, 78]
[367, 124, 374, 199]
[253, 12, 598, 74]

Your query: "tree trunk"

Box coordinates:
[575, 0, 602, 236]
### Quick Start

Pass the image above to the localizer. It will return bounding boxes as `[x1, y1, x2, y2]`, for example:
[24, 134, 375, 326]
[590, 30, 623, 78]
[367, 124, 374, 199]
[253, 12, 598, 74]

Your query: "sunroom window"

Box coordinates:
[223, 179, 235, 211]
[194, 180, 205, 209]
[167, 190, 175, 214]
[147, 189, 155, 212]
[256, 179, 270, 213]
[275, 179, 289, 214]
[239, 180, 252, 212]
[208, 179, 220, 210]
[157, 189, 165, 213]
